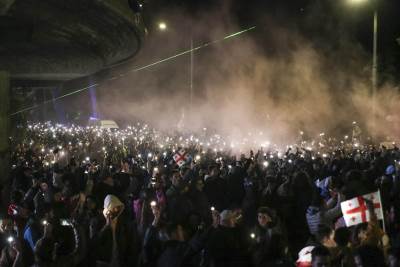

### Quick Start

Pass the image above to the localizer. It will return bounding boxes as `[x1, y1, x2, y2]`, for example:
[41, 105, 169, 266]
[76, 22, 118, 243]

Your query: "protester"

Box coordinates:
[0, 122, 398, 267]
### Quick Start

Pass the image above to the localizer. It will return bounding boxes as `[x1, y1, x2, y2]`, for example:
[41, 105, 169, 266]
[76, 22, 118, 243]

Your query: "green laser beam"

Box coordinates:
[10, 26, 256, 116]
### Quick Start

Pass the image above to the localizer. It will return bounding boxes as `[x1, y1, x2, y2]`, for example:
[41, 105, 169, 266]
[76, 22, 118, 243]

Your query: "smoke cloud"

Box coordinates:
[92, 3, 399, 145]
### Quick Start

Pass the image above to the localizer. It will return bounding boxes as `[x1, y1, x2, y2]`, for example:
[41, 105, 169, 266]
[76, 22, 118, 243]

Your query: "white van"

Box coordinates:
[88, 119, 119, 130]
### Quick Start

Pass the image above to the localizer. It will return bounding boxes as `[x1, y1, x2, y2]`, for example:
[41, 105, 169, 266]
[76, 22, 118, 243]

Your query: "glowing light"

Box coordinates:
[263, 161, 269, 167]
[150, 201, 157, 207]
[250, 233, 256, 239]
[158, 22, 167, 30]
[348, 0, 367, 4]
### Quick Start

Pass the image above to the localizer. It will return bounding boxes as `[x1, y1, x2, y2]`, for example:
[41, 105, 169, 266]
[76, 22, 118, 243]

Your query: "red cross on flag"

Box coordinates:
[340, 191, 384, 227]
[173, 149, 188, 167]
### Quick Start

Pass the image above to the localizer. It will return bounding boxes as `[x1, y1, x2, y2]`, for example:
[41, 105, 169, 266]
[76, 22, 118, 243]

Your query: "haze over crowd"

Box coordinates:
[67, 2, 399, 144]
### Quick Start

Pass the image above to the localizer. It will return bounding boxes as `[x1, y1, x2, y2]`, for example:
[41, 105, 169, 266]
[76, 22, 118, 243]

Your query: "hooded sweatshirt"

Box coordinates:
[103, 195, 125, 267]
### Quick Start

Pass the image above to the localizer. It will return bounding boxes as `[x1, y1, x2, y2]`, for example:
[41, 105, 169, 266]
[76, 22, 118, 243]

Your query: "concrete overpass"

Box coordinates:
[0, 0, 145, 190]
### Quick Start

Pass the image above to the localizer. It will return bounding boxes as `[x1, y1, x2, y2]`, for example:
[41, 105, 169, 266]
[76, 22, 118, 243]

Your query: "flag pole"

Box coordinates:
[378, 189, 386, 233]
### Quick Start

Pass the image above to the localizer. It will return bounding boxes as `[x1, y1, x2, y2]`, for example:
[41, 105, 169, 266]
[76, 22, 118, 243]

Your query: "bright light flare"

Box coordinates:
[158, 22, 167, 31]
[348, 0, 367, 4]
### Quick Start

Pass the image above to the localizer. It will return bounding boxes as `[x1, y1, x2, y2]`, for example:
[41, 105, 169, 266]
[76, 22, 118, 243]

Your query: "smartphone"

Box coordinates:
[60, 219, 70, 226]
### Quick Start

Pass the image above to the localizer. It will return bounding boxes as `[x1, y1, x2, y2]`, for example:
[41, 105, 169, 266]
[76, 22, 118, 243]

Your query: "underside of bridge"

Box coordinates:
[0, 0, 145, 81]
[0, 0, 145, 195]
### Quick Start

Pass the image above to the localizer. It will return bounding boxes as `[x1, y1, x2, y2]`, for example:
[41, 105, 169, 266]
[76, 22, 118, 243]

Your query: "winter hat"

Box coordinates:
[103, 194, 124, 211]
[296, 246, 315, 267]
[386, 165, 395, 176]
[220, 210, 235, 223]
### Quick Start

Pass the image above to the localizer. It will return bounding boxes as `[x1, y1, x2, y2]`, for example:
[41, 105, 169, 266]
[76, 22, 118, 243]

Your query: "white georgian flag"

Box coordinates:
[173, 149, 188, 167]
[340, 191, 384, 227]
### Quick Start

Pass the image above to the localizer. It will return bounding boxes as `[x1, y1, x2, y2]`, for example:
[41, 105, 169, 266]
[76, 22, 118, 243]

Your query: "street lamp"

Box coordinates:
[348, 0, 368, 3]
[158, 22, 167, 31]
[347, 0, 378, 132]
[157, 21, 194, 120]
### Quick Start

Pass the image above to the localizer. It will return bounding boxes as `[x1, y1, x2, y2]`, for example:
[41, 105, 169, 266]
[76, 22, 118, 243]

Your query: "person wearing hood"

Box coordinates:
[94, 194, 139, 267]
[250, 207, 287, 267]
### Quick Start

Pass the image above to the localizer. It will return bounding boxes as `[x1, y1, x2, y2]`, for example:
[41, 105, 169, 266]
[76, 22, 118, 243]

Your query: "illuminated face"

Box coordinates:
[358, 229, 367, 241]
[258, 213, 272, 227]
[122, 162, 129, 172]
[0, 219, 13, 233]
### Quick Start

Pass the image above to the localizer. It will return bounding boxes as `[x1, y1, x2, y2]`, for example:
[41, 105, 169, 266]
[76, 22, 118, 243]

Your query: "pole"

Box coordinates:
[372, 10, 378, 132]
[0, 71, 10, 212]
[190, 37, 194, 112]
[378, 189, 386, 233]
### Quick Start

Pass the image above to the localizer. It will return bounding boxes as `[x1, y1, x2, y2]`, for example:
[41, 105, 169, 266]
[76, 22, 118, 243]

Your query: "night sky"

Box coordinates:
[144, 0, 400, 81]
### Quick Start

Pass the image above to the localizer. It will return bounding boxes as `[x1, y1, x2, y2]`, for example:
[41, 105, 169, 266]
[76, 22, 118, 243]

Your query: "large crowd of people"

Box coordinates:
[1, 122, 399, 267]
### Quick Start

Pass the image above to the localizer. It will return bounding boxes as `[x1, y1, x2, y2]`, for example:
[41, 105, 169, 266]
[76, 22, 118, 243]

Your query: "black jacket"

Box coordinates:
[157, 240, 195, 267]
[94, 218, 139, 267]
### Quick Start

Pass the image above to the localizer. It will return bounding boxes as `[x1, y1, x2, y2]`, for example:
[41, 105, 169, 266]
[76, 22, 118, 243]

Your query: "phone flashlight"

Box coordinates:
[60, 219, 70, 226]
[210, 206, 215, 211]
[7, 236, 14, 243]
[150, 201, 157, 207]
[250, 233, 256, 239]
